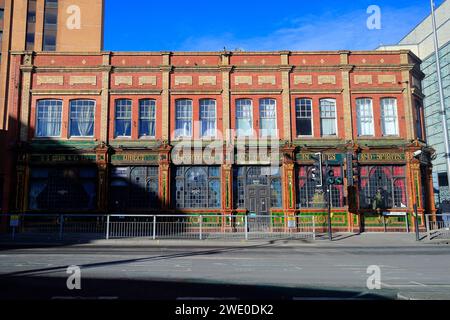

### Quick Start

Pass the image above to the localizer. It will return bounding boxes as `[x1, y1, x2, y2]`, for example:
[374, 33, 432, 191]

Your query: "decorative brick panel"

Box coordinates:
[318, 75, 336, 85]
[175, 76, 193, 86]
[258, 75, 276, 85]
[115, 76, 133, 86]
[199, 76, 217, 86]
[355, 75, 373, 84]
[235, 76, 252, 85]
[378, 75, 397, 84]
[69, 76, 97, 86]
[139, 76, 157, 86]
[294, 75, 313, 85]
[37, 75, 64, 85]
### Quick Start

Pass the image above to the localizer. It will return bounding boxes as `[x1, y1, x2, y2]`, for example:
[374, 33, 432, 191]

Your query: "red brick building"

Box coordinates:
[0, 49, 435, 232]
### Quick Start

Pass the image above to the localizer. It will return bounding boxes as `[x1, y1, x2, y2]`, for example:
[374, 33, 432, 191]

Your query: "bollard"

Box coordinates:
[312, 216, 316, 241]
[199, 215, 203, 240]
[244, 216, 248, 241]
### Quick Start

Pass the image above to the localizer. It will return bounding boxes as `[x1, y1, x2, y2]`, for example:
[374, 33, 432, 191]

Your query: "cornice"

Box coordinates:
[112, 66, 161, 73]
[350, 88, 405, 94]
[290, 89, 344, 95]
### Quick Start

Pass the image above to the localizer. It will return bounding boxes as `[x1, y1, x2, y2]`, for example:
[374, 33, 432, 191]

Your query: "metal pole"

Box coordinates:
[425, 214, 431, 241]
[152, 215, 156, 240]
[199, 215, 203, 240]
[431, 0, 450, 189]
[106, 215, 110, 240]
[59, 215, 64, 240]
[312, 215, 316, 241]
[244, 215, 248, 241]
[327, 188, 333, 241]
[414, 204, 420, 241]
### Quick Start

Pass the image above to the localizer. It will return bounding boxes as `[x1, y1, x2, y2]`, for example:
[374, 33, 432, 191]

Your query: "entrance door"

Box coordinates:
[247, 186, 271, 231]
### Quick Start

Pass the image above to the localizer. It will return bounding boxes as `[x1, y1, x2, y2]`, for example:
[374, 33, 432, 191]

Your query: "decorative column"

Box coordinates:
[159, 143, 172, 210]
[340, 51, 353, 140]
[96, 143, 109, 213]
[408, 153, 423, 231]
[220, 52, 232, 143]
[161, 52, 172, 142]
[100, 53, 111, 144]
[282, 144, 297, 228]
[427, 166, 437, 222]
[280, 51, 292, 141]
[19, 54, 33, 142]
[221, 163, 233, 231]
[15, 151, 28, 213]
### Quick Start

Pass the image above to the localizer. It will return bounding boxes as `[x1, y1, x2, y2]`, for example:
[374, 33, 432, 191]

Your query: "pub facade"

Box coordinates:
[1, 50, 435, 232]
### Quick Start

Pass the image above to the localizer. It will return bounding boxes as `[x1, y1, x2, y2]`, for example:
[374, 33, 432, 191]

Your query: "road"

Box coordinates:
[1, 241, 450, 300]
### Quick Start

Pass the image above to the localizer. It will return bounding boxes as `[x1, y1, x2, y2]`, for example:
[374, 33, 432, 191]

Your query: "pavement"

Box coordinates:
[0, 233, 449, 300]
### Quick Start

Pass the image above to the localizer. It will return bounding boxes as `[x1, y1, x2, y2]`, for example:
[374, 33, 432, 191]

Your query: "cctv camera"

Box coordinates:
[413, 150, 422, 157]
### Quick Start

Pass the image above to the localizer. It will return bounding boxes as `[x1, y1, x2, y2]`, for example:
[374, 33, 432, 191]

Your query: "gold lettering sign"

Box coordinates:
[359, 153, 405, 162]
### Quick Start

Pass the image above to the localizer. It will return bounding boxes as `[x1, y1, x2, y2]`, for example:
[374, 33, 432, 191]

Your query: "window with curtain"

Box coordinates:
[320, 99, 337, 136]
[69, 100, 95, 137]
[356, 98, 374, 136]
[173, 166, 221, 209]
[236, 99, 253, 137]
[259, 99, 277, 137]
[109, 166, 159, 211]
[381, 98, 399, 136]
[200, 99, 216, 138]
[115, 99, 132, 138]
[296, 98, 313, 136]
[175, 99, 193, 138]
[29, 167, 97, 210]
[359, 166, 407, 209]
[139, 99, 156, 138]
[36, 99, 62, 137]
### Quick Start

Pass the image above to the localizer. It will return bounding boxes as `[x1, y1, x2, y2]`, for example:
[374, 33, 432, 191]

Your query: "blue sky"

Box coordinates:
[104, 0, 445, 52]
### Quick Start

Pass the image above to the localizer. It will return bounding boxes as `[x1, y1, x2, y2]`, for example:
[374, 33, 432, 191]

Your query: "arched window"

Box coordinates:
[200, 99, 217, 138]
[139, 99, 156, 137]
[259, 98, 277, 137]
[36, 99, 63, 137]
[295, 98, 313, 136]
[381, 98, 398, 136]
[174, 166, 221, 209]
[175, 99, 193, 138]
[69, 100, 95, 137]
[236, 99, 253, 137]
[360, 166, 407, 209]
[115, 99, 132, 138]
[109, 166, 159, 211]
[320, 99, 337, 136]
[356, 98, 374, 136]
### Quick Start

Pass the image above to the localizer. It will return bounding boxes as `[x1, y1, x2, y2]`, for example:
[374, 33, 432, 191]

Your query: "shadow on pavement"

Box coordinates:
[0, 275, 391, 300]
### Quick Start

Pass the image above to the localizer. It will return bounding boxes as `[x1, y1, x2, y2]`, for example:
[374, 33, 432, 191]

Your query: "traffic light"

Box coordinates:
[310, 152, 323, 187]
[346, 153, 359, 187]
[326, 165, 344, 186]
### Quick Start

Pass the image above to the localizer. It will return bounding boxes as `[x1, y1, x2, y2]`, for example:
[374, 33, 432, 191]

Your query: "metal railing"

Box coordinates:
[1, 214, 316, 241]
[426, 214, 450, 241]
